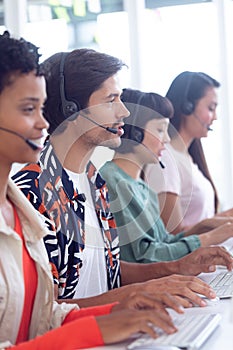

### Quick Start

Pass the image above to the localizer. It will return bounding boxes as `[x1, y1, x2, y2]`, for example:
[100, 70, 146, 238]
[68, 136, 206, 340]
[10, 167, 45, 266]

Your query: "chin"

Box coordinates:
[201, 131, 208, 138]
[100, 137, 122, 149]
[21, 154, 40, 164]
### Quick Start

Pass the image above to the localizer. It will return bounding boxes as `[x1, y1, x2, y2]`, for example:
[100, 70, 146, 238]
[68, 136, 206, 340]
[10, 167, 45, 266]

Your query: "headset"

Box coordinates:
[59, 52, 80, 119]
[181, 72, 195, 115]
[123, 92, 145, 144]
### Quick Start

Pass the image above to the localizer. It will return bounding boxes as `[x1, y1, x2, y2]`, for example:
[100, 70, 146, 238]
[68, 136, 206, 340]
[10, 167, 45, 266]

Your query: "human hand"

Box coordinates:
[186, 216, 233, 235]
[112, 291, 184, 315]
[216, 207, 233, 217]
[141, 274, 216, 308]
[96, 308, 177, 345]
[199, 222, 233, 246]
[176, 246, 233, 274]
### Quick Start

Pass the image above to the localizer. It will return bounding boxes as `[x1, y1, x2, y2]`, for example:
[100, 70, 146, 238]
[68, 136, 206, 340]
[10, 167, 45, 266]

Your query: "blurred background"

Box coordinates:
[2, 0, 233, 211]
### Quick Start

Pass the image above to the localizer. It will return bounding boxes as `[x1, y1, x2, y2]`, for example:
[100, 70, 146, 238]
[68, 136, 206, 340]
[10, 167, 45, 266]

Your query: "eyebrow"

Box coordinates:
[104, 93, 121, 100]
[19, 97, 40, 103]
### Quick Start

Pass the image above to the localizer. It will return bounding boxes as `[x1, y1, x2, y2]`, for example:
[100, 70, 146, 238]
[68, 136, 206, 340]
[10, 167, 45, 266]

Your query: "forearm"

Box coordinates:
[120, 260, 181, 285]
[56, 287, 135, 307]
[184, 219, 217, 236]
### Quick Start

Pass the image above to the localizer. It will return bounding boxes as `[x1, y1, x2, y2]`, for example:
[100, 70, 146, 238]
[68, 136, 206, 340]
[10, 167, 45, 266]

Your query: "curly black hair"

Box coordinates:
[0, 30, 44, 93]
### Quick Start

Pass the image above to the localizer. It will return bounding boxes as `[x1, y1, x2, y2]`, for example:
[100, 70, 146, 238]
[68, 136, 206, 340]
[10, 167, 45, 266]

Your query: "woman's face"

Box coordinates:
[184, 86, 218, 138]
[140, 117, 170, 164]
[0, 71, 49, 166]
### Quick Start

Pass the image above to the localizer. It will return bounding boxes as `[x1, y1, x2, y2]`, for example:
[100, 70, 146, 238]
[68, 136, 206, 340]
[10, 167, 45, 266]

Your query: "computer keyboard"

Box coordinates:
[127, 313, 221, 350]
[209, 271, 233, 298]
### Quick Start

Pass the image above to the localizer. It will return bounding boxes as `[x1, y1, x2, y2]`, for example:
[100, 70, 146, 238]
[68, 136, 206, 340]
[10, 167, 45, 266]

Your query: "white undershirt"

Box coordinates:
[65, 169, 108, 298]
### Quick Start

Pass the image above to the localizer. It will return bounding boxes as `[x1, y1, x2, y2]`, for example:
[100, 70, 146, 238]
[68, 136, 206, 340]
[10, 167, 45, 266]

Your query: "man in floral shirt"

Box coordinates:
[13, 48, 233, 308]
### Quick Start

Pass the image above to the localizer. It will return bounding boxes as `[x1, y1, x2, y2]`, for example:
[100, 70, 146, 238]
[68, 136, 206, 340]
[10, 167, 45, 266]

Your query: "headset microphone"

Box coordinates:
[141, 142, 165, 169]
[194, 114, 212, 131]
[0, 126, 40, 150]
[79, 112, 119, 135]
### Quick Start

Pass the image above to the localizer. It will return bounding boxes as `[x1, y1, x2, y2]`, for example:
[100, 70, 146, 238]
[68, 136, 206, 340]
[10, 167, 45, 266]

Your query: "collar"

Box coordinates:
[5, 179, 48, 242]
[40, 141, 106, 197]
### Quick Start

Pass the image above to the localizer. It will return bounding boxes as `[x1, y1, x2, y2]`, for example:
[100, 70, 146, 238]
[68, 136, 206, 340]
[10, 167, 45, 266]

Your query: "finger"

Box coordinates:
[134, 312, 177, 338]
[126, 292, 172, 313]
[157, 293, 184, 314]
[169, 295, 193, 308]
[175, 284, 215, 307]
[181, 263, 216, 275]
[211, 248, 233, 270]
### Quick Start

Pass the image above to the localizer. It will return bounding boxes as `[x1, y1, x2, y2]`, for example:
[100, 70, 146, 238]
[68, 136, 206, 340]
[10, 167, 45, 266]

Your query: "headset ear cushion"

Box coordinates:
[63, 100, 79, 119]
[131, 126, 144, 143]
[181, 101, 194, 115]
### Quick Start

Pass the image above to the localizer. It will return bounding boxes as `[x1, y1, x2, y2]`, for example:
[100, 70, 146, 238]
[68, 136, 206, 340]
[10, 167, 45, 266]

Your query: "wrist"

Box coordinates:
[160, 260, 181, 275]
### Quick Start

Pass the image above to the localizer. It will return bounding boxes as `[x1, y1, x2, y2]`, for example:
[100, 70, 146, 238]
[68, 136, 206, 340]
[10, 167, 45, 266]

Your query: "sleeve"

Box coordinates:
[144, 147, 181, 195]
[106, 173, 200, 263]
[63, 302, 117, 323]
[9, 317, 103, 350]
[8, 304, 117, 350]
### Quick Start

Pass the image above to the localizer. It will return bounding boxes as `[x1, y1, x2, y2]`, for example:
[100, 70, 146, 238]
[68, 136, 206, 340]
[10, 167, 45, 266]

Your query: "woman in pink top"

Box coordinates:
[144, 71, 233, 234]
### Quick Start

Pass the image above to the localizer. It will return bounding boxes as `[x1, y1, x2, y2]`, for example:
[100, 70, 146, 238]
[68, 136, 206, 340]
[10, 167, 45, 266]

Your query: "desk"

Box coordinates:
[88, 269, 233, 350]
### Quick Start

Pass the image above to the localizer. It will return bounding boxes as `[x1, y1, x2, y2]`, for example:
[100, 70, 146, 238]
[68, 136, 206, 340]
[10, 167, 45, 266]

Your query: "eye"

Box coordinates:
[22, 106, 35, 114]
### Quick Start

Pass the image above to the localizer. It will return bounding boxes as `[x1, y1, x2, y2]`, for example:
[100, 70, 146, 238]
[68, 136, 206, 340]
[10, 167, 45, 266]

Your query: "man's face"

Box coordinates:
[78, 74, 130, 149]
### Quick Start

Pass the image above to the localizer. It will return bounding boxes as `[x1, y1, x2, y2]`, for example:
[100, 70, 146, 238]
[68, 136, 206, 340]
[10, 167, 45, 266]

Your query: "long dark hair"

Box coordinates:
[166, 71, 220, 212]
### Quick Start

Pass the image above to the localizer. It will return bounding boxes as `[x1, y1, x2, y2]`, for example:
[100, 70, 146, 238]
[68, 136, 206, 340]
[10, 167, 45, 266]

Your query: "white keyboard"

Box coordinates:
[209, 271, 233, 298]
[127, 313, 221, 350]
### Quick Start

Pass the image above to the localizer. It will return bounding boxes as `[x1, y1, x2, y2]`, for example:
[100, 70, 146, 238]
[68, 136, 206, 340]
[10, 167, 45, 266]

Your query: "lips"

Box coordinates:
[114, 123, 124, 136]
[117, 126, 124, 136]
[27, 136, 45, 150]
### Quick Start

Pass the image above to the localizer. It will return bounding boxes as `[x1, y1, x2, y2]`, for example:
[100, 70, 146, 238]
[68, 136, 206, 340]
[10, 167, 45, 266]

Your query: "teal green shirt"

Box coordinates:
[100, 161, 200, 263]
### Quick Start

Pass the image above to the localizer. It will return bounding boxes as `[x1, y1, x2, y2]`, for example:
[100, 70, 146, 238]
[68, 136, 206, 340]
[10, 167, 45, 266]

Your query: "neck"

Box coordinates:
[50, 133, 94, 174]
[113, 153, 143, 180]
[171, 127, 194, 152]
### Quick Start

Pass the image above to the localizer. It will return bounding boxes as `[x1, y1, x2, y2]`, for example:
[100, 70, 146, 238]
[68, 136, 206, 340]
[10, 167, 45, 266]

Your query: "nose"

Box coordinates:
[37, 109, 50, 131]
[116, 100, 130, 121]
[164, 130, 170, 144]
[212, 111, 217, 121]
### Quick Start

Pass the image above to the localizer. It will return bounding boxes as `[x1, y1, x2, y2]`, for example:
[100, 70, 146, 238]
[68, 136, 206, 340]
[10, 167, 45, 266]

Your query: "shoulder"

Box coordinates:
[99, 161, 124, 181]
[12, 162, 42, 194]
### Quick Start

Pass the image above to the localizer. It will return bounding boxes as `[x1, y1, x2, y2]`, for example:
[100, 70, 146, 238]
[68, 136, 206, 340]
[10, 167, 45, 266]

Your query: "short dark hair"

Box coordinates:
[41, 49, 126, 134]
[116, 88, 174, 154]
[0, 30, 42, 94]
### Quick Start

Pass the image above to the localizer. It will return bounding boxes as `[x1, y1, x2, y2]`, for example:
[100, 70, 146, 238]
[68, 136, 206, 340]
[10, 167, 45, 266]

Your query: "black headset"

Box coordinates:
[123, 92, 145, 144]
[59, 52, 80, 119]
[181, 72, 195, 115]
[127, 124, 144, 143]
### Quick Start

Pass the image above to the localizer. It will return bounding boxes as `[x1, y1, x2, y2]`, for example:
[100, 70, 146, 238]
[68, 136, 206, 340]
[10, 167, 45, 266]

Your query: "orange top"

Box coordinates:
[14, 205, 38, 344]
[10, 204, 115, 349]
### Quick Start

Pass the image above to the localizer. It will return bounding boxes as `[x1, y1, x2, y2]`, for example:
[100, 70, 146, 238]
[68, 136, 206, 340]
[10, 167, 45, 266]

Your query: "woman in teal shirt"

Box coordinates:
[100, 88, 233, 263]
